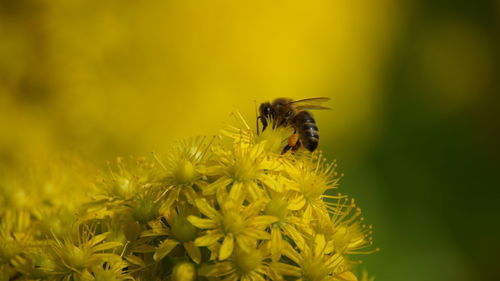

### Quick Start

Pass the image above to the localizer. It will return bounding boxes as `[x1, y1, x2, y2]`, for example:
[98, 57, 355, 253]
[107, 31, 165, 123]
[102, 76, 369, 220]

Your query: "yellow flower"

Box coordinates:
[0, 110, 377, 280]
[275, 234, 353, 281]
[0, 211, 33, 280]
[201, 241, 279, 281]
[131, 190, 162, 224]
[155, 137, 211, 205]
[143, 201, 202, 264]
[49, 224, 123, 280]
[284, 153, 343, 219]
[264, 191, 305, 261]
[222, 111, 293, 155]
[204, 141, 279, 201]
[97, 156, 159, 201]
[188, 197, 277, 260]
[327, 198, 378, 255]
[10, 250, 55, 279]
[80, 257, 133, 281]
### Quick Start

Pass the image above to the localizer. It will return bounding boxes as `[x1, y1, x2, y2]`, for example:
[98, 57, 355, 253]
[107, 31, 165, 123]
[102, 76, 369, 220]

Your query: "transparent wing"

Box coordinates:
[295, 105, 331, 110]
[289, 97, 330, 104]
[288, 97, 331, 110]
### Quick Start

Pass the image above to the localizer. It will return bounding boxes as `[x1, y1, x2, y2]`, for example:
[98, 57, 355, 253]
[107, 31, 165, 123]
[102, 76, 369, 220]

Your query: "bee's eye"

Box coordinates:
[286, 110, 292, 117]
[260, 103, 273, 117]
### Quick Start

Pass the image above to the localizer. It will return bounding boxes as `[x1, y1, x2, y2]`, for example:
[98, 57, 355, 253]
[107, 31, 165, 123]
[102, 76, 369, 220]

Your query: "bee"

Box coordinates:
[257, 97, 330, 154]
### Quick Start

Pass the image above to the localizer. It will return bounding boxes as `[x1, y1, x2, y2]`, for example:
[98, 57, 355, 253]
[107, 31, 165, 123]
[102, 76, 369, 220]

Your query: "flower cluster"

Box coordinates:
[0, 114, 377, 281]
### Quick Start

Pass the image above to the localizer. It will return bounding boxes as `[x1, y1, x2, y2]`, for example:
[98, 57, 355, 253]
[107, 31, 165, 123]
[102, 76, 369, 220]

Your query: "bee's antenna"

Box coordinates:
[254, 100, 260, 135]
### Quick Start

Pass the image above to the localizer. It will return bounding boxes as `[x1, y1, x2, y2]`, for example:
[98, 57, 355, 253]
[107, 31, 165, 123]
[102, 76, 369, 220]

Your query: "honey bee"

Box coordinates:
[257, 97, 330, 154]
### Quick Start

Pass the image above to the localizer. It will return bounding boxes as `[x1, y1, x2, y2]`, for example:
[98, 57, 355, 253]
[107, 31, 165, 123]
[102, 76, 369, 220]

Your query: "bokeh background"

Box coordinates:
[1, 1, 499, 281]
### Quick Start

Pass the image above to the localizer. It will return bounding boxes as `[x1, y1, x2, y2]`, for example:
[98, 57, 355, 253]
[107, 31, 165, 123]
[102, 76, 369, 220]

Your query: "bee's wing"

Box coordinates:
[295, 105, 331, 110]
[289, 97, 331, 110]
[289, 97, 331, 104]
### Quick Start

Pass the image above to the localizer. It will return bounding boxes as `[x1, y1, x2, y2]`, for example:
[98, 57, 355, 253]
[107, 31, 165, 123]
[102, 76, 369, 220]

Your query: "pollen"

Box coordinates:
[172, 160, 197, 185]
[235, 249, 262, 274]
[171, 216, 198, 242]
[62, 245, 90, 271]
[114, 177, 131, 197]
[302, 259, 330, 281]
[265, 196, 288, 223]
[229, 159, 257, 182]
[133, 197, 158, 223]
[222, 211, 245, 234]
[226, 146, 260, 182]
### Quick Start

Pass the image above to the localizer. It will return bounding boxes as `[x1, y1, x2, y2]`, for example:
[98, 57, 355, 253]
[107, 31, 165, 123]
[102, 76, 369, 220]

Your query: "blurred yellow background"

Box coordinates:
[0, 0, 397, 166]
[1, 1, 499, 281]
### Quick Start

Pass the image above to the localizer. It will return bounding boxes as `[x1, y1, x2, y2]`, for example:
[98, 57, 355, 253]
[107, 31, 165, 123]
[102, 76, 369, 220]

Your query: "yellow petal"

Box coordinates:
[282, 224, 305, 247]
[228, 182, 243, 201]
[271, 262, 301, 276]
[243, 228, 271, 240]
[282, 242, 301, 265]
[287, 196, 306, 210]
[154, 239, 180, 261]
[337, 271, 359, 281]
[203, 177, 232, 195]
[160, 188, 180, 215]
[194, 199, 219, 219]
[124, 254, 146, 268]
[245, 181, 262, 201]
[249, 273, 265, 281]
[184, 241, 201, 264]
[205, 165, 224, 177]
[258, 175, 281, 192]
[235, 235, 254, 253]
[219, 234, 234, 260]
[187, 216, 217, 229]
[247, 215, 278, 227]
[348, 236, 367, 249]
[314, 234, 326, 257]
[206, 262, 233, 276]
[242, 199, 266, 218]
[194, 232, 224, 247]
[92, 241, 122, 252]
[270, 227, 282, 262]
[89, 232, 108, 246]
[325, 252, 344, 269]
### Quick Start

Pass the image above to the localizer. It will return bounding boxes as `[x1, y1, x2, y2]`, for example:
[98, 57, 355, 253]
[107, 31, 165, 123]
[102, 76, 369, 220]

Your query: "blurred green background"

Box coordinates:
[0, 1, 498, 281]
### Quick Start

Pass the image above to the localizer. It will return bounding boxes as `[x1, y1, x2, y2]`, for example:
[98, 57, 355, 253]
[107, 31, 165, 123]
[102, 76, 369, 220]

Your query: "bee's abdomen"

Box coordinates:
[294, 111, 319, 152]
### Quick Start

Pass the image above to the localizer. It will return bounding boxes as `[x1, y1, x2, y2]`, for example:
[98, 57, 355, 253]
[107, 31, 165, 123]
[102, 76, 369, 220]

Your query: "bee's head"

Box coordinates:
[259, 102, 274, 119]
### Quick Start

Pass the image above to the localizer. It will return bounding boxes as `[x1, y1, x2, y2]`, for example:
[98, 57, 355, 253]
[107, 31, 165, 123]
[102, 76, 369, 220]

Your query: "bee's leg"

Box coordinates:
[257, 116, 268, 134]
[291, 140, 301, 152]
[288, 133, 299, 147]
[256, 116, 261, 135]
[281, 140, 301, 154]
[281, 144, 292, 154]
[282, 133, 299, 155]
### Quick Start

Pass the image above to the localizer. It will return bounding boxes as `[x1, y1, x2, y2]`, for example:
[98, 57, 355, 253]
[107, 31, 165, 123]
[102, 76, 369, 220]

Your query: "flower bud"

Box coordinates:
[172, 261, 196, 281]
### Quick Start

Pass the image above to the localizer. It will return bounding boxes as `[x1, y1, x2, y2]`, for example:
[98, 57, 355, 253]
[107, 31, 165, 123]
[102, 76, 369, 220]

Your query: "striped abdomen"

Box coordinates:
[294, 111, 319, 152]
